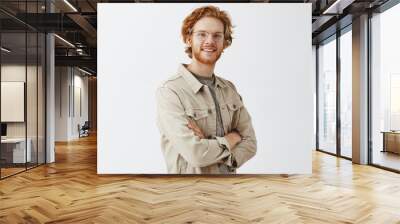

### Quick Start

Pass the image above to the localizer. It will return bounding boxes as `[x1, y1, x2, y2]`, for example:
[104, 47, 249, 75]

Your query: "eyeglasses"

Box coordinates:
[192, 31, 224, 42]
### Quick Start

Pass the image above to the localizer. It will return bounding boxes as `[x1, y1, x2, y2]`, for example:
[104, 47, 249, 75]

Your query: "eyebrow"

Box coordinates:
[195, 30, 224, 34]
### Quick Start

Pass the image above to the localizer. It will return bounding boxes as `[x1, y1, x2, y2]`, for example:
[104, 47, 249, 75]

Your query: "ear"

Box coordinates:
[185, 37, 192, 47]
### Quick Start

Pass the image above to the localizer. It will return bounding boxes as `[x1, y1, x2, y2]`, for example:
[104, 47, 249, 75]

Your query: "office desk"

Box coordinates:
[1, 138, 32, 163]
[382, 131, 400, 154]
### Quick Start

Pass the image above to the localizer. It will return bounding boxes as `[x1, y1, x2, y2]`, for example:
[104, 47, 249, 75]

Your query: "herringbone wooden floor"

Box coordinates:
[1, 134, 400, 224]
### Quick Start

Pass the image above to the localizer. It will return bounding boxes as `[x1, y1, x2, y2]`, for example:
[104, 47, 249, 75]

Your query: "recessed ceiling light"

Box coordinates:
[322, 0, 354, 15]
[54, 34, 75, 48]
[63, 0, 78, 12]
[1, 47, 11, 53]
[78, 67, 93, 76]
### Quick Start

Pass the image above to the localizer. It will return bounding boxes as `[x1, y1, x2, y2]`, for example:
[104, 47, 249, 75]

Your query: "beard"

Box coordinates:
[192, 45, 223, 65]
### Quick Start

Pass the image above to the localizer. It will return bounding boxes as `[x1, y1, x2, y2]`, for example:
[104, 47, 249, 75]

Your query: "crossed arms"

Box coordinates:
[156, 86, 257, 168]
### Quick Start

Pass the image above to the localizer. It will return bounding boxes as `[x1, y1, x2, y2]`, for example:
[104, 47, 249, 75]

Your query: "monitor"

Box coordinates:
[1, 123, 7, 137]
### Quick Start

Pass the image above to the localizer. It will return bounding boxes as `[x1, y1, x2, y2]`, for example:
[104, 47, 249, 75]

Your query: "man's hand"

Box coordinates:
[224, 131, 242, 150]
[187, 119, 205, 139]
[187, 119, 242, 149]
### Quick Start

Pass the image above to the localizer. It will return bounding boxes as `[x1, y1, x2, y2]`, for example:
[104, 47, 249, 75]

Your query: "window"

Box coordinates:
[318, 37, 337, 154]
[339, 29, 352, 158]
[371, 3, 400, 171]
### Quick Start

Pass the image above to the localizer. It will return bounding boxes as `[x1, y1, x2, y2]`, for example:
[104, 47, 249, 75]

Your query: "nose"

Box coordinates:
[204, 34, 215, 44]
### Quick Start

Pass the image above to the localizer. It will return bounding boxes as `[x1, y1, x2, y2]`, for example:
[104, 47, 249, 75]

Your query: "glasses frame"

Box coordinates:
[191, 30, 225, 43]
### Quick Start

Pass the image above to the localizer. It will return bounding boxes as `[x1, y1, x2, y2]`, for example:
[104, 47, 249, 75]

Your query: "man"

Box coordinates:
[156, 5, 257, 174]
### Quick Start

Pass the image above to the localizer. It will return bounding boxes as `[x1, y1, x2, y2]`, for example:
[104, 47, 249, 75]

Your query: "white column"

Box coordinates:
[352, 14, 369, 164]
[45, 0, 55, 163]
[46, 33, 55, 163]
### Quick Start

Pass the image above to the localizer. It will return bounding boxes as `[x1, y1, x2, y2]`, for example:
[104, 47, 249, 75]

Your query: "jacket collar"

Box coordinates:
[178, 64, 227, 94]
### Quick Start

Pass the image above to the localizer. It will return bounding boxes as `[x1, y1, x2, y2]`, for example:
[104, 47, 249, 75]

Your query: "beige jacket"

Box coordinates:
[156, 64, 257, 174]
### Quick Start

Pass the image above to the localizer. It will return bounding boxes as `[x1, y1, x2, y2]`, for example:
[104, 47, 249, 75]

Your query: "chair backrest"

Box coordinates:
[82, 121, 90, 129]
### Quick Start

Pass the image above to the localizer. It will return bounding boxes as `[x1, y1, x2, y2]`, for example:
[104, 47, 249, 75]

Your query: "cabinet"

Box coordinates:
[0, 138, 32, 165]
[382, 131, 400, 154]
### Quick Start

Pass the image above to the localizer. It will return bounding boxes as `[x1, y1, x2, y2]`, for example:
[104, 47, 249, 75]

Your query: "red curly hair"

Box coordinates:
[181, 5, 234, 58]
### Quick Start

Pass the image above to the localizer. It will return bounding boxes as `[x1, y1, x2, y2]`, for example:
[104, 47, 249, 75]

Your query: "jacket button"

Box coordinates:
[233, 104, 236, 109]
[193, 112, 197, 117]
[208, 109, 212, 113]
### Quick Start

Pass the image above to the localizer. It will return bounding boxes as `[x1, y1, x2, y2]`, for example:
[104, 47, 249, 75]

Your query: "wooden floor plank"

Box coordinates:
[0, 134, 400, 223]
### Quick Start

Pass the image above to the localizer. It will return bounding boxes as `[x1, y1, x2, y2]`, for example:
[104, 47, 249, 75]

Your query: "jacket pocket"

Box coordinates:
[226, 100, 243, 131]
[185, 108, 209, 120]
[185, 108, 211, 137]
[226, 101, 243, 111]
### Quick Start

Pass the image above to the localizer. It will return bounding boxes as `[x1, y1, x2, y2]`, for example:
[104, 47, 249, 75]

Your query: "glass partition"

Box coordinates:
[27, 31, 38, 169]
[0, 1, 46, 179]
[318, 36, 337, 154]
[38, 32, 45, 165]
[0, 31, 28, 177]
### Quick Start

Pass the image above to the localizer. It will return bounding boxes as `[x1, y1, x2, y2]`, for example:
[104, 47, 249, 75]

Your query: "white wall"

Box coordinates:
[55, 67, 69, 141]
[1, 82, 24, 122]
[98, 3, 313, 174]
[72, 72, 89, 138]
[55, 67, 89, 141]
[1, 65, 40, 138]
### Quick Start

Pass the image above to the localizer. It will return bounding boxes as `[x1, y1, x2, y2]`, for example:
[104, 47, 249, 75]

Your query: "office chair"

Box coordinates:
[79, 121, 90, 138]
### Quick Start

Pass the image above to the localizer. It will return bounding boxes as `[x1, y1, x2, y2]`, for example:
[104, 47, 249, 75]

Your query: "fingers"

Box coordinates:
[190, 127, 205, 138]
[190, 125, 205, 138]
[225, 132, 242, 150]
[187, 119, 200, 132]
[187, 119, 205, 139]
[194, 131, 205, 139]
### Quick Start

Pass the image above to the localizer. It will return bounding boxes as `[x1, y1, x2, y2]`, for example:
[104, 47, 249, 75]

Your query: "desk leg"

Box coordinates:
[382, 133, 386, 152]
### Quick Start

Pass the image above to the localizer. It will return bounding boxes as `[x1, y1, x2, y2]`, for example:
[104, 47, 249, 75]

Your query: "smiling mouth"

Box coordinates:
[202, 49, 216, 53]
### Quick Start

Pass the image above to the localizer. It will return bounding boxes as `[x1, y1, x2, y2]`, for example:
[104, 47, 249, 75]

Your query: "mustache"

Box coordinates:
[201, 48, 217, 51]
[201, 45, 217, 49]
